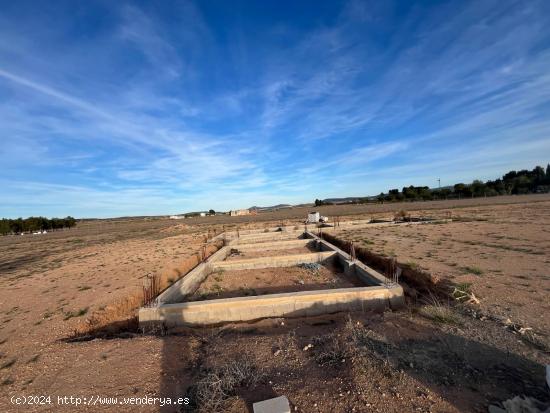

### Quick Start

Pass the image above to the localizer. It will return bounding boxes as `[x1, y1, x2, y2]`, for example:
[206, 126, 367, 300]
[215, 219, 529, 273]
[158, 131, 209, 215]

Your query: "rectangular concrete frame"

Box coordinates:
[139, 230, 405, 328]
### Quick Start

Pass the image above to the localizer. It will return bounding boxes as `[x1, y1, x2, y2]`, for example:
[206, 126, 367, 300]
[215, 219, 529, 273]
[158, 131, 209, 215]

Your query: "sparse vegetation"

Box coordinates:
[406, 261, 419, 270]
[419, 296, 461, 325]
[188, 357, 264, 412]
[27, 354, 39, 363]
[1, 358, 16, 370]
[211, 283, 224, 295]
[63, 307, 89, 320]
[462, 266, 484, 276]
[312, 334, 346, 367]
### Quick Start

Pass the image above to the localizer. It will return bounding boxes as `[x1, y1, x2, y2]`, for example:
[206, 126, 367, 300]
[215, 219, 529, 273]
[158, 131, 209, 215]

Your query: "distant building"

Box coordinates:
[199, 212, 207, 217]
[307, 211, 320, 223]
[230, 209, 250, 217]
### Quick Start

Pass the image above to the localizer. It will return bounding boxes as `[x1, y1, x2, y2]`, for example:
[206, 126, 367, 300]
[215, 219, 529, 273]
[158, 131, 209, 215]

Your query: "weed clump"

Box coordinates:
[188, 357, 264, 412]
[1, 358, 16, 370]
[420, 305, 461, 325]
[63, 307, 89, 320]
[462, 266, 483, 276]
[311, 335, 346, 367]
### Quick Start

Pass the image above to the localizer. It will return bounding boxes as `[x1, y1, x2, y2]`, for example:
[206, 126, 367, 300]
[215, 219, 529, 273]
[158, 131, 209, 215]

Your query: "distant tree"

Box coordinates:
[402, 186, 417, 200]
[208, 209, 215, 215]
[432, 188, 451, 200]
[454, 183, 466, 198]
[64, 216, 77, 228]
[512, 175, 531, 194]
[533, 166, 545, 185]
[471, 180, 486, 197]
[0, 219, 10, 235]
[503, 170, 518, 181]
[0, 215, 77, 236]
[416, 186, 431, 201]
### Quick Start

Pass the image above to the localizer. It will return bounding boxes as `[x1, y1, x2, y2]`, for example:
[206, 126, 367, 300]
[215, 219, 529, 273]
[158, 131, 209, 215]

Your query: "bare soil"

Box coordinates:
[190, 261, 359, 301]
[0, 219, 212, 412]
[0, 194, 548, 412]
[334, 200, 550, 338]
[180, 310, 549, 413]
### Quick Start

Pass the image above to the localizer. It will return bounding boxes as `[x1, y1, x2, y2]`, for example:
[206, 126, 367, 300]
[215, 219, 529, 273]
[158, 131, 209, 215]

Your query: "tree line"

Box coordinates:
[315, 164, 550, 205]
[0, 216, 77, 235]
[378, 164, 550, 202]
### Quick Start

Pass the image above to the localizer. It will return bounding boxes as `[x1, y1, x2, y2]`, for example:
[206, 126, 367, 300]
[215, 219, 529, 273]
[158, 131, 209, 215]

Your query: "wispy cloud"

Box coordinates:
[0, 0, 549, 217]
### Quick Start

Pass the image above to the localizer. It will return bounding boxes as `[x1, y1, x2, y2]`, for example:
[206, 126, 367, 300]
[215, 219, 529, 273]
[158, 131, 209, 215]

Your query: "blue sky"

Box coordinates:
[1, 0, 550, 218]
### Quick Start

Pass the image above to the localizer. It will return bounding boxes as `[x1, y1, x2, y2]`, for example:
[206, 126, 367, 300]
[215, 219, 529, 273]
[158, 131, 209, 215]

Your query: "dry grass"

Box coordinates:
[311, 334, 346, 367]
[0, 358, 16, 370]
[419, 294, 461, 325]
[461, 265, 484, 276]
[188, 357, 264, 412]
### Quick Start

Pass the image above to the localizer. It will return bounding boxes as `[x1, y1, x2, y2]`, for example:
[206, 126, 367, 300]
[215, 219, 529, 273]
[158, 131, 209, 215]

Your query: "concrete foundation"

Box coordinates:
[211, 251, 335, 271]
[139, 230, 405, 328]
[140, 285, 403, 326]
[232, 239, 313, 251]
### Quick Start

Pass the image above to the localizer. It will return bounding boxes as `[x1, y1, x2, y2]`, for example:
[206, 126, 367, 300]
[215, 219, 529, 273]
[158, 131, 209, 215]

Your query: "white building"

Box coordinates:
[307, 211, 320, 223]
[230, 209, 250, 217]
[199, 212, 206, 217]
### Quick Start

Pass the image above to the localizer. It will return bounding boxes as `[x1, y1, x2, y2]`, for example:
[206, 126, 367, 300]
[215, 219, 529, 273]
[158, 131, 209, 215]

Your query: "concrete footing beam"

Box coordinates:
[230, 232, 306, 245]
[139, 285, 404, 327]
[230, 238, 313, 251]
[211, 251, 335, 271]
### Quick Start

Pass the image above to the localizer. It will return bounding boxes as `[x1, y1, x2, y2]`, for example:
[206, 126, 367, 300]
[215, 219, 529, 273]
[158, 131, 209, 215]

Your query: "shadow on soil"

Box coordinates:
[155, 310, 549, 413]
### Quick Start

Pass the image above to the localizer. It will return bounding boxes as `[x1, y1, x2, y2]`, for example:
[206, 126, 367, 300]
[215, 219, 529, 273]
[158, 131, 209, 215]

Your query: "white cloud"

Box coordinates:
[0, 0, 549, 217]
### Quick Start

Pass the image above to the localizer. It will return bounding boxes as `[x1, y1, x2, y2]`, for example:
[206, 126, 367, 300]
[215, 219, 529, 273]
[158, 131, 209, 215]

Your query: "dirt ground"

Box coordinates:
[178, 310, 549, 413]
[0, 194, 549, 412]
[0, 219, 213, 412]
[333, 200, 550, 338]
[190, 261, 358, 301]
